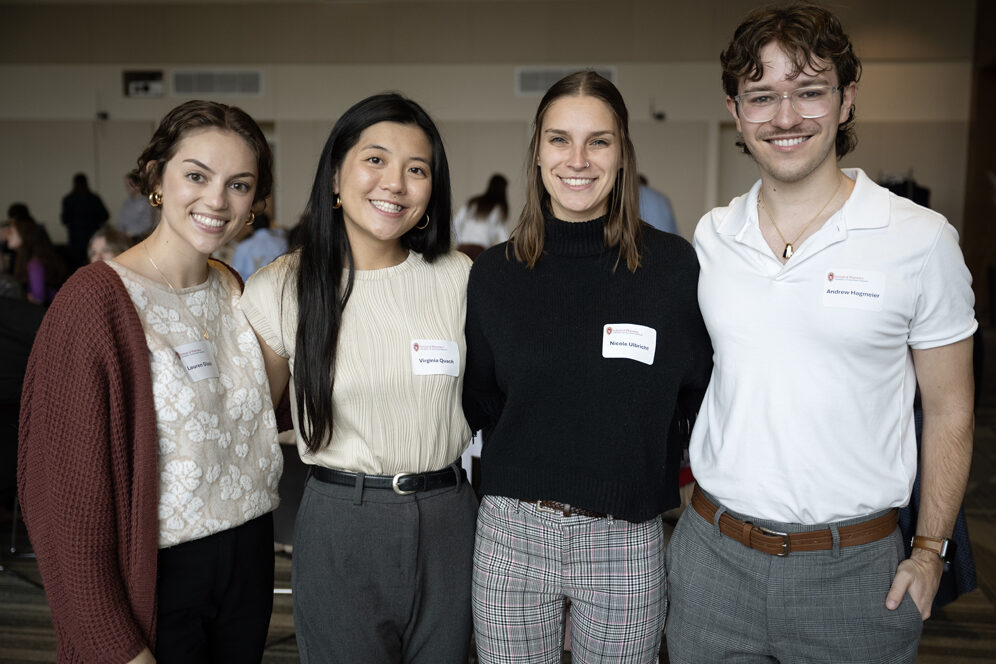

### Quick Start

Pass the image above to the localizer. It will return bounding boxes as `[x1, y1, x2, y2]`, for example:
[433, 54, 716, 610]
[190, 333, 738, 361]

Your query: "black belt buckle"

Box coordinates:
[755, 523, 792, 556]
[392, 472, 416, 495]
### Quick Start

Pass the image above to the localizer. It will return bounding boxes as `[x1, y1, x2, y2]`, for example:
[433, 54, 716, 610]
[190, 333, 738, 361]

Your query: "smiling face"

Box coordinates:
[538, 95, 621, 222]
[154, 127, 257, 257]
[727, 41, 856, 186]
[333, 121, 433, 266]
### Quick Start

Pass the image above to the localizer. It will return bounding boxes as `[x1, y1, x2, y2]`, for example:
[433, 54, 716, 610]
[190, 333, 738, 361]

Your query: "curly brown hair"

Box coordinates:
[721, 2, 862, 159]
[130, 100, 273, 210]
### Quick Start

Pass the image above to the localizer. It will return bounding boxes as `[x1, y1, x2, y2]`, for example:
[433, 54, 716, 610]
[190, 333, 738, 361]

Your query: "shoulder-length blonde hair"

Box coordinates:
[511, 71, 642, 272]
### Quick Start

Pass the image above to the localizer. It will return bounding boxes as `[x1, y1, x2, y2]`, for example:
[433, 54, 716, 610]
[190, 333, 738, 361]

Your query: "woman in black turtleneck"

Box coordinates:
[463, 71, 713, 663]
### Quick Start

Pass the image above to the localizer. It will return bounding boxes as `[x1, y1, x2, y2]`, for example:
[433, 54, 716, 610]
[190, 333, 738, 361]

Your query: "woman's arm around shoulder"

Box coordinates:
[241, 255, 295, 407]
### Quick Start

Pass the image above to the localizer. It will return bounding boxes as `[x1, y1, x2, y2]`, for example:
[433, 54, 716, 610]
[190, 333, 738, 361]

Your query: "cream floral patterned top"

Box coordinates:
[108, 260, 282, 547]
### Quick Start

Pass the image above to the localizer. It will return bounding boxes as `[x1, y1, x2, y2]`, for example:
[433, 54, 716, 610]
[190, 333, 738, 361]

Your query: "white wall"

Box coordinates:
[0, 59, 972, 243]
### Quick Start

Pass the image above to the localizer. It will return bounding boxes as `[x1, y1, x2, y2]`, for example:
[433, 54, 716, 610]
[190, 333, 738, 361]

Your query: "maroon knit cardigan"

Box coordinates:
[19, 261, 159, 663]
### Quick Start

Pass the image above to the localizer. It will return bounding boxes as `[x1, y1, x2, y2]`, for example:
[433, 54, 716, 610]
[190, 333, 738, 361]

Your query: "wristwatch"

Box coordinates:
[911, 535, 954, 562]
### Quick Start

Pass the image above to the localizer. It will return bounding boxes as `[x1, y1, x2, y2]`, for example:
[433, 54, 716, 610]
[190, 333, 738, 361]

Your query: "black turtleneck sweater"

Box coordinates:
[463, 214, 712, 522]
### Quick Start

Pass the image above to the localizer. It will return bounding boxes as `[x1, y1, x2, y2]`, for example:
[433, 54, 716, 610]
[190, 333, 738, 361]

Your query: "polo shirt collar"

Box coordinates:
[716, 167, 889, 239]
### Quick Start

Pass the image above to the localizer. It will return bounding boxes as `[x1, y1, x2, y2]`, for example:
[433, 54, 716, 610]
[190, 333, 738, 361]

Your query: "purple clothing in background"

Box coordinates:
[27, 258, 56, 304]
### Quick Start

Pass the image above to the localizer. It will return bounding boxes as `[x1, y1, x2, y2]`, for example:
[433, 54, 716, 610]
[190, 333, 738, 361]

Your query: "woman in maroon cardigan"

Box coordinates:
[18, 101, 283, 664]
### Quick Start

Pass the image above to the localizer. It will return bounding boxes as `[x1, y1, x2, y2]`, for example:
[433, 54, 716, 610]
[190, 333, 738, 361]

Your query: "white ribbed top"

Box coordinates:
[241, 250, 473, 474]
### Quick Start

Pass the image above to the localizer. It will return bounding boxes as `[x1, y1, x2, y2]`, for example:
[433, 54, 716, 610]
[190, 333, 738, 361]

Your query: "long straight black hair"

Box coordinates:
[292, 93, 453, 454]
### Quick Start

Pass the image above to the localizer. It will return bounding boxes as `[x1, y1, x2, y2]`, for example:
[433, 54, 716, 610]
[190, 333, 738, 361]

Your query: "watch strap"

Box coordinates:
[911, 535, 950, 560]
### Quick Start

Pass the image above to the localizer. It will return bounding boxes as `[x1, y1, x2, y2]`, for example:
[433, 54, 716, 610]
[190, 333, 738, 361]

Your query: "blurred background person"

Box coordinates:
[8, 216, 68, 305]
[453, 173, 508, 260]
[638, 173, 678, 235]
[232, 212, 287, 281]
[61, 172, 109, 268]
[87, 223, 133, 263]
[5, 203, 53, 273]
[115, 173, 157, 241]
[211, 216, 252, 266]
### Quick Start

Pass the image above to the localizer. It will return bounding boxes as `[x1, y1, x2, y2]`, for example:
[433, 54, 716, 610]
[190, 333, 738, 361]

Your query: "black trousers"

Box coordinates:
[156, 512, 275, 663]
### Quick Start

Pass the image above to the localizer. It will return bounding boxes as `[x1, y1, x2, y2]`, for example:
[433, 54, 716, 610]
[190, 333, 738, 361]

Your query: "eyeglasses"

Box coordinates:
[734, 85, 841, 123]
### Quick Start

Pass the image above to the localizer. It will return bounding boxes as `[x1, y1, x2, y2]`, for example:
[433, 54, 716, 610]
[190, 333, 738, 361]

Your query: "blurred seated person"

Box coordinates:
[8, 216, 68, 305]
[115, 173, 157, 240]
[88, 224, 134, 263]
[5, 203, 43, 273]
[211, 217, 252, 267]
[232, 212, 287, 281]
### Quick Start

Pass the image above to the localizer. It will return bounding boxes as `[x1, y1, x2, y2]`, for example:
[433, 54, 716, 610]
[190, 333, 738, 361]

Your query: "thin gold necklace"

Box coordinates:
[145, 243, 210, 340]
[758, 174, 843, 259]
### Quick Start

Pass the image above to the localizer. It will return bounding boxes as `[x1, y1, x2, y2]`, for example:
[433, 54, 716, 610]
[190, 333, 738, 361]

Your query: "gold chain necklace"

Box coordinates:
[758, 174, 843, 259]
[145, 243, 211, 340]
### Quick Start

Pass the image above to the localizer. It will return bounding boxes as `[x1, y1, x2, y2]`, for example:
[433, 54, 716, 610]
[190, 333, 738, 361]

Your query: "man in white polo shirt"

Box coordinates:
[666, 4, 976, 663]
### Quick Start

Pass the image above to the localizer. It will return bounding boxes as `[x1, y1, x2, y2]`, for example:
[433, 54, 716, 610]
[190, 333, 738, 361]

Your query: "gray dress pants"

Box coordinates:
[293, 470, 478, 664]
[666, 494, 923, 664]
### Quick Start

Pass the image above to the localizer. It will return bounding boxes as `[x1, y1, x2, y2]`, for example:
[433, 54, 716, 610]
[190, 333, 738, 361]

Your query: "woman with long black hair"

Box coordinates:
[242, 93, 477, 663]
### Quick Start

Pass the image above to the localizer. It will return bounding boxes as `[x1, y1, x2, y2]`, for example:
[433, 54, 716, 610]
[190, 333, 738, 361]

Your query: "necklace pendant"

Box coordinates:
[783, 243, 794, 259]
[203, 331, 210, 340]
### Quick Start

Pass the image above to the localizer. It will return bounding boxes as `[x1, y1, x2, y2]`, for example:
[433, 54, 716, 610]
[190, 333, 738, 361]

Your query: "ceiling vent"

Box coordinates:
[515, 66, 617, 96]
[172, 70, 262, 96]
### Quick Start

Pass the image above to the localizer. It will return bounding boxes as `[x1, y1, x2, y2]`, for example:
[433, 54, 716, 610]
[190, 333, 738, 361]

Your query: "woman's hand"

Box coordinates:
[126, 647, 156, 664]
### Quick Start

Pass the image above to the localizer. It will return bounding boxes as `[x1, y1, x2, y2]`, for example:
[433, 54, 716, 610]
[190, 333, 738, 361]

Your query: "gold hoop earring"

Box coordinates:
[245, 211, 255, 227]
[415, 214, 430, 231]
[149, 192, 162, 207]
[332, 194, 342, 210]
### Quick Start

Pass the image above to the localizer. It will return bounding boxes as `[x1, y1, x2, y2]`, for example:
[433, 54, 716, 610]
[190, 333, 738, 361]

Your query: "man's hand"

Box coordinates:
[886, 548, 944, 620]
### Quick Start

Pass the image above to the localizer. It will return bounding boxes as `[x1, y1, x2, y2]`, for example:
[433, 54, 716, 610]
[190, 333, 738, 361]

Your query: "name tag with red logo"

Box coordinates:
[410, 339, 460, 377]
[823, 269, 884, 311]
[602, 324, 656, 365]
[175, 340, 220, 382]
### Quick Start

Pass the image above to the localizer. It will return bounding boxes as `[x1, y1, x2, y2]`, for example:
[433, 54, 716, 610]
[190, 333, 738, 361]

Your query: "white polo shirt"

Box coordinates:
[691, 168, 976, 524]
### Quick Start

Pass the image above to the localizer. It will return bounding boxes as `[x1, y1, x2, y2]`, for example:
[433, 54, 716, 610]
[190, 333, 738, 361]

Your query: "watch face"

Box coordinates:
[941, 538, 955, 562]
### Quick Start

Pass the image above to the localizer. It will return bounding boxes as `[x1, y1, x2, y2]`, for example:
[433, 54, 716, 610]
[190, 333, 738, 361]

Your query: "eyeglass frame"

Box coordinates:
[733, 85, 842, 123]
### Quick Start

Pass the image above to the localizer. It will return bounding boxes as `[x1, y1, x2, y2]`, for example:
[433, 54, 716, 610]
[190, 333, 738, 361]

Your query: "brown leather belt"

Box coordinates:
[691, 486, 897, 557]
[526, 500, 608, 519]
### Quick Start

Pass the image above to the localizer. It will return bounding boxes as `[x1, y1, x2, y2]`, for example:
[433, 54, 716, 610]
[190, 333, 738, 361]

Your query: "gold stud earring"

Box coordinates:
[149, 192, 162, 207]
[332, 193, 342, 209]
[245, 212, 255, 227]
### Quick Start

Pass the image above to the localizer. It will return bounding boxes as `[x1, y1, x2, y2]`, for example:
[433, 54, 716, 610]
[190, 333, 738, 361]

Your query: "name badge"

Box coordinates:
[175, 340, 220, 382]
[411, 339, 460, 377]
[602, 323, 657, 366]
[823, 269, 884, 311]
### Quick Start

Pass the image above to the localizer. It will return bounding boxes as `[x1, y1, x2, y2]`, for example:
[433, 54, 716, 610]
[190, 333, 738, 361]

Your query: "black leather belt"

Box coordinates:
[310, 465, 463, 495]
